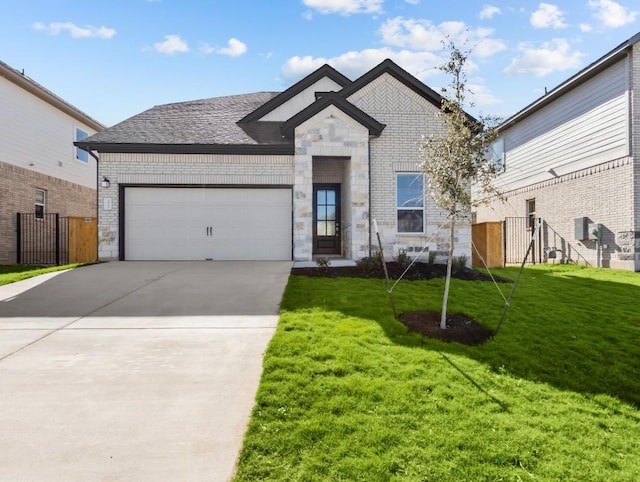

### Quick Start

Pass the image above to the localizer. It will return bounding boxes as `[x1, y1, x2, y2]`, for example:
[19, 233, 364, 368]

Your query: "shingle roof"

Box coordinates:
[81, 91, 283, 146]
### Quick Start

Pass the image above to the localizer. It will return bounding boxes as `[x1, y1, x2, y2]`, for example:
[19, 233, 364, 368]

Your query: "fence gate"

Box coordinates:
[503, 217, 542, 265]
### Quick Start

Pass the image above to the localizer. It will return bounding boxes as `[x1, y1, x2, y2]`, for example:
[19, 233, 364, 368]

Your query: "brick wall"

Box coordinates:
[632, 41, 640, 270]
[0, 160, 96, 263]
[475, 157, 636, 270]
[348, 73, 469, 264]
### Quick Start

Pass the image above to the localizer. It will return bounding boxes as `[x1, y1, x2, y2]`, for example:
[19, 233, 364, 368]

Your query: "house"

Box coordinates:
[0, 60, 104, 264]
[76, 59, 471, 263]
[475, 32, 640, 272]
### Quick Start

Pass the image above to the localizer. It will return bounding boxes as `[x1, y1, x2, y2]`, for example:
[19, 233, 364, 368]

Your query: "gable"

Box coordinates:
[339, 59, 443, 112]
[347, 72, 439, 114]
[239, 64, 351, 124]
[259, 77, 346, 122]
[281, 92, 385, 139]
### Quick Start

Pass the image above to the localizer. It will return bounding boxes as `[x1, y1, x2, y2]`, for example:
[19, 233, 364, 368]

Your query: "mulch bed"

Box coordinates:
[400, 311, 494, 345]
[291, 261, 508, 282]
[291, 261, 504, 345]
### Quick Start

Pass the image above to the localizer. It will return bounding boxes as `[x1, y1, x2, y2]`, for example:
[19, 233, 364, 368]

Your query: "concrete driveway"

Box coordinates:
[0, 261, 291, 481]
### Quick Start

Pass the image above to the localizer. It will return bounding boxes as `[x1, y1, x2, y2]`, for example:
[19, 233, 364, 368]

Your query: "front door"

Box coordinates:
[313, 184, 341, 255]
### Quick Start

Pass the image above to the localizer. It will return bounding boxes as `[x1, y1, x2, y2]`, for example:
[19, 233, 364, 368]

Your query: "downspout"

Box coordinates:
[368, 138, 372, 257]
[87, 148, 100, 263]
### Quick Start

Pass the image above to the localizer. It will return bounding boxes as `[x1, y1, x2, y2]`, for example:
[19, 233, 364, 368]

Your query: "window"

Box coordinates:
[488, 138, 505, 171]
[35, 189, 46, 219]
[75, 128, 89, 163]
[396, 173, 424, 233]
[526, 198, 536, 230]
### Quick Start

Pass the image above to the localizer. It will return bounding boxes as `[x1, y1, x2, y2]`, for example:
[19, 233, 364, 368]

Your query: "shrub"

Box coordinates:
[395, 249, 410, 268]
[357, 251, 383, 275]
[315, 257, 331, 269]
[452, 254, 468, 273]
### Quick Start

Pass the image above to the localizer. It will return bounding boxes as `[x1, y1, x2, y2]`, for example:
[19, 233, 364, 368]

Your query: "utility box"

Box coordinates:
[588, 223, 602, 240]
[574, 217, 589, 240]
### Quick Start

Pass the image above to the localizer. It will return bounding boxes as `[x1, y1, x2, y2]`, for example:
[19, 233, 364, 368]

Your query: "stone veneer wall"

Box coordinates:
[293, 105, 370, 260]
[348, 73, 470, 264]
[97, 153, 294, 260]
[0, 160, 96, 264]
[475, 157, 636, 270]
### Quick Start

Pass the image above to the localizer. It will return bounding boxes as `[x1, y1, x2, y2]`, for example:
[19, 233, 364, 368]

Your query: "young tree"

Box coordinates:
[420, 41, 502, 329]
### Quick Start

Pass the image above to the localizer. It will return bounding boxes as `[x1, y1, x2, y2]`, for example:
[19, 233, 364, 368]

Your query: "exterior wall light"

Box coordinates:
[101, 176, 110, 188]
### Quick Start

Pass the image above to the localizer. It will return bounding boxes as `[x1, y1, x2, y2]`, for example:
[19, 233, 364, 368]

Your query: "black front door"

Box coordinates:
[313, 184, 341, 255]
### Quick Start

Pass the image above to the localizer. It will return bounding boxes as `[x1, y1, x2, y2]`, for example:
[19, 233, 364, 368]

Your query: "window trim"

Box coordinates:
[396, 172, 425, 234]
[489, 138, 505, 172]
[75, 127, 89, 163]
[35, 189, 46, 219]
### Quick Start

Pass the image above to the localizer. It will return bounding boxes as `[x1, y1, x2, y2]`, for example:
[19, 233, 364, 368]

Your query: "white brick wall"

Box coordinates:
[349, 73, 469, 264]
[476, 157, 635, 270]
[632, 41, 640, 270]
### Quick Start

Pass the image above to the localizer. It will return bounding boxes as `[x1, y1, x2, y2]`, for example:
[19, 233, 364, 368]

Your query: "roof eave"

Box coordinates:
[74, 142, 294, 156]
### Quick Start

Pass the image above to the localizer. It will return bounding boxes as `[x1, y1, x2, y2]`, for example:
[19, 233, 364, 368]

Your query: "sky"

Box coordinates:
[2, 0, 639, 127]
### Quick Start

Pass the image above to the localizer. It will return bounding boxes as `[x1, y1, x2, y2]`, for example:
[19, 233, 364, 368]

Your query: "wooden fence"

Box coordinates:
[68, 217, 98, 264]
[471, 222, 503, 268]
[17, 214, 97, 265]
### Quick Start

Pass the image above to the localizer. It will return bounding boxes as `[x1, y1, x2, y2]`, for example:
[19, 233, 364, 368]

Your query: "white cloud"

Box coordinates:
[530, 3, 568, 29]
[379, 17, 506, 58]
[405, 0, 420, 4]
[475, 37, 508, 58]
[504, 39, 584, 77]
[480, 5, 501, 20]
[283, 48, 442, 82]
[467, 82, 502, 107]
[580, 23, 594, 32]
[153, 34, 189, 54]
[302, 0, 383, 15]
[33, 21, 115, 39]
[201, 38, 247, 57]
[221, 38, 248, 57]
[587, 0, 638, 28]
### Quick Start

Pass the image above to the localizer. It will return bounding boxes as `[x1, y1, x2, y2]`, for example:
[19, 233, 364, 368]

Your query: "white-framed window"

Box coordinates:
[488, 138, 505, 172]
[75, 128, 89, 163]
[35, 189, 46, 219]
[526, 198, 536, 230]
[396, 173, 424, 234]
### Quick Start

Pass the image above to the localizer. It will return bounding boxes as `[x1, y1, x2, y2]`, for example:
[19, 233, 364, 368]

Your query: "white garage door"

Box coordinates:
[124, 187, 292, 261]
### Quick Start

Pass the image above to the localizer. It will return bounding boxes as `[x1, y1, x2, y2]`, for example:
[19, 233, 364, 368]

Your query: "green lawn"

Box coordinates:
[0, 264, 84, 286]
[234, 264, 640, 481]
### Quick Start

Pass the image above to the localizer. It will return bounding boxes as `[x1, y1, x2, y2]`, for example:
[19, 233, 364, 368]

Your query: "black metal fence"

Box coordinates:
[504, 217, 542, 265]
[16, 213, 69, 265]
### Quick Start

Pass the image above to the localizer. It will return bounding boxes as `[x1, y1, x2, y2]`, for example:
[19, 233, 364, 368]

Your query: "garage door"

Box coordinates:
[124, 187, 292, 261]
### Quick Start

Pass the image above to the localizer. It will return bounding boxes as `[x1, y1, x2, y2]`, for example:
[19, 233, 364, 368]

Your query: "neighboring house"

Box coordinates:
[475, 32, 640, 271]
[0, 60, 104, 264]
[76, 59, 470, 262]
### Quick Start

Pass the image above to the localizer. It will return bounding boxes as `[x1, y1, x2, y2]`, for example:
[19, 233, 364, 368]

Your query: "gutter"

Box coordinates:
[74, 142, 295, 156]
